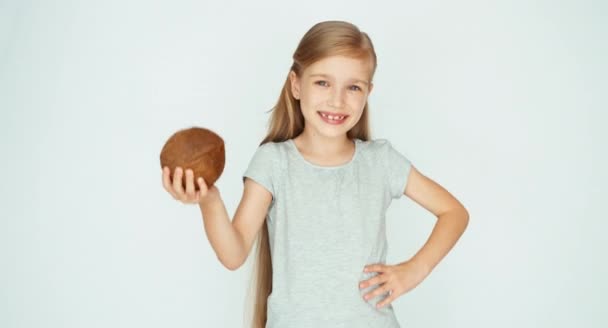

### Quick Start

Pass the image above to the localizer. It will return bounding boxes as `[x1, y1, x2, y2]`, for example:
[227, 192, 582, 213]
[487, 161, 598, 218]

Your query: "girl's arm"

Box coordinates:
[403, 166, 469, 274]
[360, 165, 469, 309]
[198, 178, 272, 270]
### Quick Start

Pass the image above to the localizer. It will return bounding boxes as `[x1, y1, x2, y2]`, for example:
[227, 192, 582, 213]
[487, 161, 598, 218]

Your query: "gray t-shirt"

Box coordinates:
[243, 138, 413, 328]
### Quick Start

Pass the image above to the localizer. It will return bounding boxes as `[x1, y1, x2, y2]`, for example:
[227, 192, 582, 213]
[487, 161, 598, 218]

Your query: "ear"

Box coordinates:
[368, 82, 374, 95]
[289, 70, 301, 100]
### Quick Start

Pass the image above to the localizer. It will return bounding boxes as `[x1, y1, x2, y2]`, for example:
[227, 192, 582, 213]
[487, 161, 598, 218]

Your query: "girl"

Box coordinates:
[162, 20, 469, 328]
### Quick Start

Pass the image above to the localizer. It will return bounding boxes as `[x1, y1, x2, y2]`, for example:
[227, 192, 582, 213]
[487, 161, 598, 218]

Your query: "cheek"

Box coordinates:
[300, 90, 326, 109]
[348, 93, 367, 107]
[303, 87, 324, 100]
[297, 97, 316, 115]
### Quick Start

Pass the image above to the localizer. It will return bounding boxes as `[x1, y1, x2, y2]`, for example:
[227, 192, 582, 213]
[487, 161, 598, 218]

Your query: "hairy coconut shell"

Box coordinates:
[160, 127, 225, 191]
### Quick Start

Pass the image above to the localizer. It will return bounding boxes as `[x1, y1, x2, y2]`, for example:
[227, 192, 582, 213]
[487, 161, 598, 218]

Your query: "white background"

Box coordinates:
[1, 0, 606, 327]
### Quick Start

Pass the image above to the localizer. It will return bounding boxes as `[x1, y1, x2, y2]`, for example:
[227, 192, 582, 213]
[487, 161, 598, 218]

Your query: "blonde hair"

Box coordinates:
[244, 20, 378, 328]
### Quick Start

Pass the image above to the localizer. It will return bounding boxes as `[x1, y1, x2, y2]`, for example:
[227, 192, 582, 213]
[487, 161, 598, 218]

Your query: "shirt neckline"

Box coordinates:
[287, 138, 360, 170]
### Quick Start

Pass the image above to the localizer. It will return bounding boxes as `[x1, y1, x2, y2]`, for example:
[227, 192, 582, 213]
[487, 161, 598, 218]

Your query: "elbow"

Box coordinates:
[440, 207, 470, 229]
[225, 264, 240, 271]
[220, 259, 238, 271]
[218, 229, 248, 271]
[460, 208, 470, 230]
[219, 256, 243, 271]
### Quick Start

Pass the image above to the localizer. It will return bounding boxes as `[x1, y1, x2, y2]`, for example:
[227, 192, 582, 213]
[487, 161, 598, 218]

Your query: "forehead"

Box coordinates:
[304, 55, 371, 83]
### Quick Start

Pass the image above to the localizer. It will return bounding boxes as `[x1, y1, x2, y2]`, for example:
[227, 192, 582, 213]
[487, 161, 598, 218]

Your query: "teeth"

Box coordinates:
[320, 112, 345, 120]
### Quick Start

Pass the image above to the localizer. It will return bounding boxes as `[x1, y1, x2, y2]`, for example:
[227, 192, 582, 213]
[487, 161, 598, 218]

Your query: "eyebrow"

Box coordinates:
[308, 73, 369, 86]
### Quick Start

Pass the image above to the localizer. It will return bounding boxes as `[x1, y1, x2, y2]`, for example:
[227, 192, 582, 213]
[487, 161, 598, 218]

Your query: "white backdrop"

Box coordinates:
[1, 0, 606, 327]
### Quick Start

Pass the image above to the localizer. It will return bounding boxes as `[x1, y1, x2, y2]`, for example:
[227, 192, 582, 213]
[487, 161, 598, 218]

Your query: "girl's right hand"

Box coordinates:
[162, 166, 216, 204]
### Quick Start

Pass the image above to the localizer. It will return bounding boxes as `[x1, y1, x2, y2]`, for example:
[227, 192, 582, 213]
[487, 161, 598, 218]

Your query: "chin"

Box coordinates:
[319, 126, 353, 138]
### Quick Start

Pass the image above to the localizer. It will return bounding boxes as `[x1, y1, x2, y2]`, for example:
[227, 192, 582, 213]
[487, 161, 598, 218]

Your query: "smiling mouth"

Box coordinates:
[318, 111, 348, 121]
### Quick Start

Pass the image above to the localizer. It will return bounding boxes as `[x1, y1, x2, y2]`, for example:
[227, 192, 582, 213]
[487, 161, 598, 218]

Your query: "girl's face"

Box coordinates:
[289, 55, 374, 139]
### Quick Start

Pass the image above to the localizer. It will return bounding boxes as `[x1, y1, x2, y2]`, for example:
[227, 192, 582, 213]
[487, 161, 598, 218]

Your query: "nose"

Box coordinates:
[328, 88, 346, 108]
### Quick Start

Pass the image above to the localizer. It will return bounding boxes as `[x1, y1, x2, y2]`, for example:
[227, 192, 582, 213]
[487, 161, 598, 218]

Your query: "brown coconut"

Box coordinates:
[160, 127, 225, 191]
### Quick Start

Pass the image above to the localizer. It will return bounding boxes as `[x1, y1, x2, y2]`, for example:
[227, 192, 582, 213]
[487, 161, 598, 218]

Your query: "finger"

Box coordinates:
[199, 178, 212, 201]
[376, 290, 397, 309]
[364, 282, 392, 301]
[162, 167, 179, 199]
[197, 177, 208, 193]
[172, 167, 186, 199]
[365, 263, 387, 274]
[184, 169, 195, 199]
[360, 272, 387, 289]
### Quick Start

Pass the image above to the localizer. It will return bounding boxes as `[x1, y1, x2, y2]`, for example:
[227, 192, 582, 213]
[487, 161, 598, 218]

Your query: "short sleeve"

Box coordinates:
[242, 143, 275, 198]
[383, 140, 413, 199]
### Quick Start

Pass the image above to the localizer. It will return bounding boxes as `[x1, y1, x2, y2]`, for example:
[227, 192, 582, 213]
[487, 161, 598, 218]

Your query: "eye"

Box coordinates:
[315, 80, 328, 87]
[349, 85, 362, 91]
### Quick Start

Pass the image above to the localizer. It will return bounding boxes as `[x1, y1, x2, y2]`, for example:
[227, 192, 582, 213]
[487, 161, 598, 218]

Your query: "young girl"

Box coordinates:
[162, 20, 469, 328]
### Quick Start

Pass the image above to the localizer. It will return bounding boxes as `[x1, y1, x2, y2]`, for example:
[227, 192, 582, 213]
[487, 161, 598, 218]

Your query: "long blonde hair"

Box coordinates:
[244, 20, 378, 328]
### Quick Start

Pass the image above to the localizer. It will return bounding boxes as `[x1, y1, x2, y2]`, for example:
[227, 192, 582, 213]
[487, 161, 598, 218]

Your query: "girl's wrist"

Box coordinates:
[199, 186, 221, 205]
[404, 257, 432, 277]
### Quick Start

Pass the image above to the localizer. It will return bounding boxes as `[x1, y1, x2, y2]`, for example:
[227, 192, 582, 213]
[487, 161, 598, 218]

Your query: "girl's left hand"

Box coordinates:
[359, 259, 431, 309]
